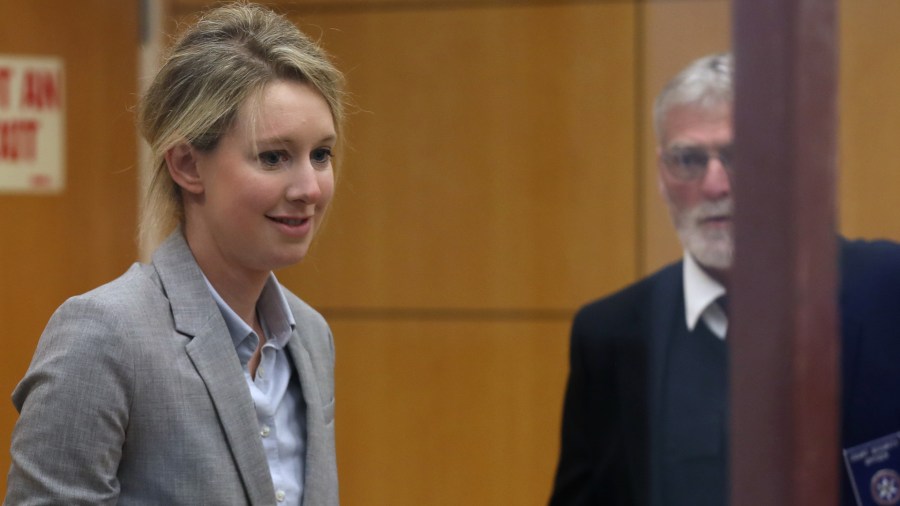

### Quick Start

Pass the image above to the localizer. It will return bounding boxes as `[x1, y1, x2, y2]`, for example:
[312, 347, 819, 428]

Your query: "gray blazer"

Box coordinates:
[5, 232, 338, 505]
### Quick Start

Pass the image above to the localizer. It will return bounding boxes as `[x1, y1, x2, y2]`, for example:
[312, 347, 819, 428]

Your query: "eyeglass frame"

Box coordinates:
[660, 143, 734, 182]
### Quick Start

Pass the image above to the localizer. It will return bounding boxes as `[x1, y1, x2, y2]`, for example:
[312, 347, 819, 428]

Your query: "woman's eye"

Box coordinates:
[259, 150, 287, 167]
[311, 147, 333, 165]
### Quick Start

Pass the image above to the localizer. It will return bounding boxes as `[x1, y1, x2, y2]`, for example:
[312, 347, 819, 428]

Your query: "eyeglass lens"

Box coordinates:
[663, 145, 733, 180]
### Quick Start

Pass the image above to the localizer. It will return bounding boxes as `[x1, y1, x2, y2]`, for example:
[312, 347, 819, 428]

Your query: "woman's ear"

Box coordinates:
[165, 142, 204, 195]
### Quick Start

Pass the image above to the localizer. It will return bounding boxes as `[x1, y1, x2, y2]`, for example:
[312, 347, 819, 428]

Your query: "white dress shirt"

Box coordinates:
[682, 251, 728, 339]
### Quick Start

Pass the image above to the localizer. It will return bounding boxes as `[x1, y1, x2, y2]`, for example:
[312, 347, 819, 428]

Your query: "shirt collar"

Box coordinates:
[683, 251, 727, 332]
[203, 273, 296, 350]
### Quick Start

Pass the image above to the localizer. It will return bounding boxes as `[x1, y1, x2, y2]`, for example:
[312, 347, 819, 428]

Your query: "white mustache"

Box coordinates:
[690, 199, 734, 222]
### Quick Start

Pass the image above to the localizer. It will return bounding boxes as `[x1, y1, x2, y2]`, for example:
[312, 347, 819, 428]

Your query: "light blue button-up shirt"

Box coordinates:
[205, 274, 306, 506]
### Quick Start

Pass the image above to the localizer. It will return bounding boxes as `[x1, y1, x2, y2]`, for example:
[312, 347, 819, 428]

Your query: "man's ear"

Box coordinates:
[165, 142, 204, 195]
[656, 146, 667, 197]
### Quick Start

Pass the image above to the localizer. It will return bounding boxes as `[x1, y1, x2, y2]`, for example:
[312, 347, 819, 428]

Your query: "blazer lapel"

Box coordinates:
[153, 231, 275, 505]
[286, 336, 329, 505]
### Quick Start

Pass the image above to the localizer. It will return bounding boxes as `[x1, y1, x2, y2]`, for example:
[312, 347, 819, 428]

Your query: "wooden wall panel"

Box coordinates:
[171, 0, 606, 16]
[330, 319, 569, 505]
[281, 3, 638, 311]
[0, 0, 139, 495]
[838, 0, 900, 241]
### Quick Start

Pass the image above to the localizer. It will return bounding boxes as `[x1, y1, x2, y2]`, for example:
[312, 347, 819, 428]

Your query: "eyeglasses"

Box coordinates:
[661, 144, 734, 182]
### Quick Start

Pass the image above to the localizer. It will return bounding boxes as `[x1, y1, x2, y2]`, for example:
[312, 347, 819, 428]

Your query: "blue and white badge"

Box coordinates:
[844, 431, 900, 506]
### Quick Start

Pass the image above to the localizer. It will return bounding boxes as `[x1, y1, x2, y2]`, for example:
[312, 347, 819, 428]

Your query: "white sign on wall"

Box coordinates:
[0, 55, 65, 193]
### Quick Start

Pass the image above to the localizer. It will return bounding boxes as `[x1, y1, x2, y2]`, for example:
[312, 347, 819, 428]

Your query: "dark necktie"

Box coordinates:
[717, 295, 729, 319]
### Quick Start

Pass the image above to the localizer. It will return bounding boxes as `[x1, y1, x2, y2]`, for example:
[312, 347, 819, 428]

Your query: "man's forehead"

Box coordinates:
[661, 104, 733, 145]
[666, 102, 732, 123]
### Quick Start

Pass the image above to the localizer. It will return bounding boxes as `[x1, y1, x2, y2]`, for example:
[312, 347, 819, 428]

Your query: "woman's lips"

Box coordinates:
[267, 215, 312, 236]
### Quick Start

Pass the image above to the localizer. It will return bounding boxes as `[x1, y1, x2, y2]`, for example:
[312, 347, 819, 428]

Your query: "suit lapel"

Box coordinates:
[649, 263, 684, 422]
[647, 262, 684, 506]
[153, 231, 275, 504]
[286, 333, 328, 505]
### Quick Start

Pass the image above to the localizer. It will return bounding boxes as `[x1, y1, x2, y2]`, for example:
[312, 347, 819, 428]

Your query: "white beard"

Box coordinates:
[670, 198, 735, 270]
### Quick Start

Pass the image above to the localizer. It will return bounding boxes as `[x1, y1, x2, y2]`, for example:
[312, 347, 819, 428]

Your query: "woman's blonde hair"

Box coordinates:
[138, 2, 345, 250]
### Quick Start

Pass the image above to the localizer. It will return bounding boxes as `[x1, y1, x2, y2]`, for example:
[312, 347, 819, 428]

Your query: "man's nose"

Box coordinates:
[700, 156, 732, 197]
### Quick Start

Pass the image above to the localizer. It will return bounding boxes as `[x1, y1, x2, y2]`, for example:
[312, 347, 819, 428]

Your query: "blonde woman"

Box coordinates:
[6, 3, 344, 504]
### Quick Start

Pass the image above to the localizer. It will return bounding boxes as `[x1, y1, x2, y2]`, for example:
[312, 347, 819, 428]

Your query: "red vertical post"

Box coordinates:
[731, 0, 839, 505]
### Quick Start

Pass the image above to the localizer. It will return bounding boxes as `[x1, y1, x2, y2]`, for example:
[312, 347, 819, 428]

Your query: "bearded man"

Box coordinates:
[549, 53, 900, 506]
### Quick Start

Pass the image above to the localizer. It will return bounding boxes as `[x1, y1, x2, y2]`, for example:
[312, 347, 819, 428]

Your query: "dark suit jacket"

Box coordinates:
[549, 238, 900, 506]
[838, 239, 900, 505]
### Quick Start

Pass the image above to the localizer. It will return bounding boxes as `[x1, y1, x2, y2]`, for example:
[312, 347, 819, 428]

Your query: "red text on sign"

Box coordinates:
[0, 120, 39, 162]
[20, 70, 60, 111]
[0, 67, 10, 109]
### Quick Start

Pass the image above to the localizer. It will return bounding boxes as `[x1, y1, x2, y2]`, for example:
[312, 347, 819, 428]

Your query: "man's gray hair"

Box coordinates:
[653, 52, 733, 141]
